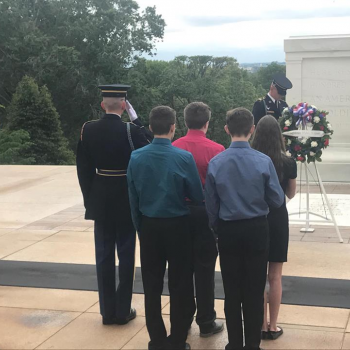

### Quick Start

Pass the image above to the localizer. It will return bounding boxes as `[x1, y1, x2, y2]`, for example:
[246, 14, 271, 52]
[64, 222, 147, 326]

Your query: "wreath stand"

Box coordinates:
[283, 130, 343, 243]
[288, 161, 343, 243]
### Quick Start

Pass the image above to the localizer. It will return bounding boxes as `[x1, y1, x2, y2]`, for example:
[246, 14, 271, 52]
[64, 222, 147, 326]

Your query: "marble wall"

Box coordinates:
[285, 35, 350, 182]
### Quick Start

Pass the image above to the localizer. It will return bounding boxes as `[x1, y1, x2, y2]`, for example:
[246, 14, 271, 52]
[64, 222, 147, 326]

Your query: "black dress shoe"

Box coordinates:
[148, 340, 168, 349]
[167, 342, 190, 350]
[225, 344, 243, 350]
[199, 320, 224, 337]
[102, 308, 137, 325]
[187, 316, 194, 330]
[261, 330, 269, 340]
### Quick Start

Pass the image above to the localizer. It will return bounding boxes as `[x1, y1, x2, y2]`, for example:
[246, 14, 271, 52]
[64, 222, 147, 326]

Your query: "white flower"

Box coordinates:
[282, 107, 289, 113]
[327, 123, 333, 131]
[314, 117, 320, 123]
[301, 138, 309, 144]
[310, 151, 316, 156]
[286, 151, 292, 157]
[311, 141, 318, 147]
[287, 139, 292, 145]
[311, 105, 317, 109]
[284, 120, 291, 126]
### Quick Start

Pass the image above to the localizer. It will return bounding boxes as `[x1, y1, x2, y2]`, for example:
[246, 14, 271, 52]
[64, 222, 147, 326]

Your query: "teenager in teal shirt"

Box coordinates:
[127, 106, 203, 350]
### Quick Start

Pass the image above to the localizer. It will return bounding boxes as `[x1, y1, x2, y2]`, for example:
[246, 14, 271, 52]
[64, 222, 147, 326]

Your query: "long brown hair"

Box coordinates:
[251, 115, 286, 181]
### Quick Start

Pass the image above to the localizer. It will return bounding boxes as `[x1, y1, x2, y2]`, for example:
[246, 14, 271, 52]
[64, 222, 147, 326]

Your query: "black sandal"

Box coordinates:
[267, 327, 283, 340]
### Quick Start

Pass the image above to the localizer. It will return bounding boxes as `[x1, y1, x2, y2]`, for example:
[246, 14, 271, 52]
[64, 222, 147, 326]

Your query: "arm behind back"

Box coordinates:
[127, 157, 142, 232]
[204, 163, 220, 229]
[185, 154, 204, 204]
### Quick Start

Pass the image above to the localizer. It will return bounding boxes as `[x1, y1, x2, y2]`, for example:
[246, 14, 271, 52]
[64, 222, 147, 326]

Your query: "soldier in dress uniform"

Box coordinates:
[252, 73, 293, 125]
[76, 84, 152, 325]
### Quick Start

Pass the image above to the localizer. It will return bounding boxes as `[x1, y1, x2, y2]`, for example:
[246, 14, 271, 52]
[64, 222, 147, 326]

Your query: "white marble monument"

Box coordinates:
[284, 35, 350, 182]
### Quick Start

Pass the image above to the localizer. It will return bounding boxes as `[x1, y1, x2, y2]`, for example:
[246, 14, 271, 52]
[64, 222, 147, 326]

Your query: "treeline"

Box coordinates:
[0, 0, 285, 165]
[126, 56, 285, 146]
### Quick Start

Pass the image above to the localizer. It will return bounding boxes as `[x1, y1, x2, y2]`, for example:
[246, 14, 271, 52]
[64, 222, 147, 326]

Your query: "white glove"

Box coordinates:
[125, 101, 138, 122]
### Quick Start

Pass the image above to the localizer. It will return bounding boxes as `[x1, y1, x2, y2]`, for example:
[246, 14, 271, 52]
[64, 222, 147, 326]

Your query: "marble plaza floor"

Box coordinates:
[1, 165, 350, 349]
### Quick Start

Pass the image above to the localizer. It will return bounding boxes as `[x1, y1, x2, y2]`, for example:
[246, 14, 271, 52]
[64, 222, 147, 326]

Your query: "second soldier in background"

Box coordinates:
[252, 73, 293, 125]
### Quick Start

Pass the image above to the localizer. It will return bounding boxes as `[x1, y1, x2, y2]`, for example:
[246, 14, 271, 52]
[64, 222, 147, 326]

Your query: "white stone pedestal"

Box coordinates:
[284, 35, 350, 182]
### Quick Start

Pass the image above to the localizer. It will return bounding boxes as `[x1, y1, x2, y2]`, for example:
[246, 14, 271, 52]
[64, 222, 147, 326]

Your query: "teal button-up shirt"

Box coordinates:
[127, 138, 204, 231]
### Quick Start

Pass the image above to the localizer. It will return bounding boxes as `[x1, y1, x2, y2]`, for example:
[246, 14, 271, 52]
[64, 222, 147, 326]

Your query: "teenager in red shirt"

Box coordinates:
[173, 102, 225, 337]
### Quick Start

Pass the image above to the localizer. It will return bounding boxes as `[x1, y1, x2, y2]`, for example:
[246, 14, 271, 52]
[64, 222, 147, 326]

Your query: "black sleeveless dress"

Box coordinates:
[267, 157, 297, 262]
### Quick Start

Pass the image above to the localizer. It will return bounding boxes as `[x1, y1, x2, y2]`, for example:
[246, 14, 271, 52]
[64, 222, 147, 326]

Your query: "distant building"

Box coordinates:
[239, 61, 286, 73]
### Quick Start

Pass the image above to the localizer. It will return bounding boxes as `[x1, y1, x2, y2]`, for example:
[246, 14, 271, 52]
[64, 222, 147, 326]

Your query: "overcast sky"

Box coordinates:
[136, 0, 350, 63]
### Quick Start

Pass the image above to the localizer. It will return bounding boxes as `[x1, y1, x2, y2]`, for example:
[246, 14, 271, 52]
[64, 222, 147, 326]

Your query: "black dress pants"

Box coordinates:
[188, 204, 218, 326]
[139, 215, 195, 349]
[94, 215, 136, 320]
[218, 217, 269, 350]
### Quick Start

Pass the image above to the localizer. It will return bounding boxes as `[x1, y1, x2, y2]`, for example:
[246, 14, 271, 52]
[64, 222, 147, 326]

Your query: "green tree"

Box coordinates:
[250, 62, 286, 93]
[0, 0, 165, 147]
[153, 56, 260, 147]
[7, 76, 75, 165]
[0, 129, 35, 164]
[127, 58, 170, 125]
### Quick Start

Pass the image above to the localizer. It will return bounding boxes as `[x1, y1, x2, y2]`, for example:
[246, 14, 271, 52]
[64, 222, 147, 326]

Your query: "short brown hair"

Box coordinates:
[149, 106, 176, 135]
[184, 102, 211, 129]
[226, 108, 253, 137]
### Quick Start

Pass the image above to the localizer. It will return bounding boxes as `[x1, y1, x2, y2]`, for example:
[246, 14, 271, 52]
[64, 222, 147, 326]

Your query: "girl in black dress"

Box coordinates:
[251, 115, 297, 340]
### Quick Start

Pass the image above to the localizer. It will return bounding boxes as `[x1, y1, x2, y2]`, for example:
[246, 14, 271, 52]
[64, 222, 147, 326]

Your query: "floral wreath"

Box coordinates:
[279, 103, 334, 163]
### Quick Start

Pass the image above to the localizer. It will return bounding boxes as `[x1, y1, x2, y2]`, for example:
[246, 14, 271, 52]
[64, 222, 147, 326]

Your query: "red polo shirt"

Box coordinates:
[173, 129, 225, 186]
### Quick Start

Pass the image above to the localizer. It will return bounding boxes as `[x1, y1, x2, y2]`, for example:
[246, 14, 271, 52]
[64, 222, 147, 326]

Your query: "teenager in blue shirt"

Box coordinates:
[205, 107, 284, 350]
[127, 106, 203, 350]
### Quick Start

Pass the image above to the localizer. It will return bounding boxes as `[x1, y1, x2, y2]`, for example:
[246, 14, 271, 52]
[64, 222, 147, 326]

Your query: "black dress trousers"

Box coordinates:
[218, 217, 269, 350]
[188, 204, 218, 326]
[94, 212, 136, 320]
[139, 215, 196, 349]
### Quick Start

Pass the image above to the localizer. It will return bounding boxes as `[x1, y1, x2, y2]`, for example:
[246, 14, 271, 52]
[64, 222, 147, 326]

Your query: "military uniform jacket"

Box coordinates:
[76, 114, 152, 221]
[252, 94, 288, 125]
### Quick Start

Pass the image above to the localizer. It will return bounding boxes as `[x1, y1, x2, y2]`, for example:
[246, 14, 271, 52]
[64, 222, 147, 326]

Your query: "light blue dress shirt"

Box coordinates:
[205, 141, 284, 228]
[127, 138, 204, 231]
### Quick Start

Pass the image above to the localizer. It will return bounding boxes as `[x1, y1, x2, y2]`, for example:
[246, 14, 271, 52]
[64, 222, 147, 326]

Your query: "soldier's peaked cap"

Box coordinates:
[98, 84, 131, 98]
[272, 74, 292, 96]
